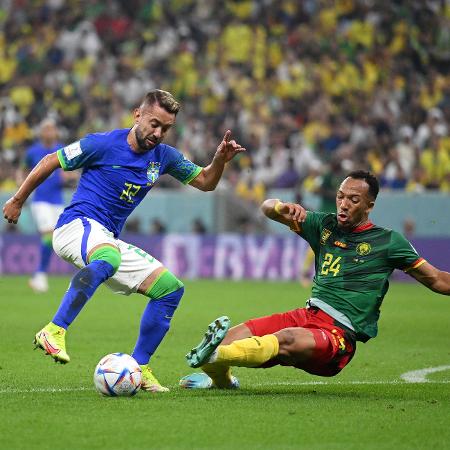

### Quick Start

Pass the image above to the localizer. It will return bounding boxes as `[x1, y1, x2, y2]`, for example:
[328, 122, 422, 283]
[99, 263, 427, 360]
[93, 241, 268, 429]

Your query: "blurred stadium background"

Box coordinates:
[0, 0, 449, 278]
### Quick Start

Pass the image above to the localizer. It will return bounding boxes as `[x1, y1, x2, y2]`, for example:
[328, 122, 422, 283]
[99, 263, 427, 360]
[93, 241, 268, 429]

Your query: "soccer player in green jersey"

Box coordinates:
[180, 170, 450, 389]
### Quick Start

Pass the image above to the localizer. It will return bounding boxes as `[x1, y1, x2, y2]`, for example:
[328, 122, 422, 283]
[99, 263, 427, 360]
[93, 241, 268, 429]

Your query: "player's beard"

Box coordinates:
[134, 127, 158, 152]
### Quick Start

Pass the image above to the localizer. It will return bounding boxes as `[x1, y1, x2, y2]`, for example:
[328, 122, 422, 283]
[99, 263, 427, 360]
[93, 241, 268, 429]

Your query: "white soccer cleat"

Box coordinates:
[29, 272, 49, 293]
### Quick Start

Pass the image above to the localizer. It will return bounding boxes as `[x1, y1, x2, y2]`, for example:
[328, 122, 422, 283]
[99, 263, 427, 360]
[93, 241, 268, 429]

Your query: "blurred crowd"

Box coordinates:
[1, 0, 450, 204]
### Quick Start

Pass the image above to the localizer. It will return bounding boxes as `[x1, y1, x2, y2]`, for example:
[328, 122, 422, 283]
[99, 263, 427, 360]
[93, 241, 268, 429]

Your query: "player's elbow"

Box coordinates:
[203, 183, 217, 192]
[195, 183, 216, 192]
[40, 152, 61, 171]
[190, 171, 218, 191]
[261, 199, 276, 218]
[430, 278, 450, 295]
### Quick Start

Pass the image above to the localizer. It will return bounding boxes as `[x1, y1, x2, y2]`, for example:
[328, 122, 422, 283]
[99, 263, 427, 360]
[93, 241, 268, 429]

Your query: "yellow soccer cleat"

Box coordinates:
[34, 322, 70, 364]
[140, 365, 169, 393]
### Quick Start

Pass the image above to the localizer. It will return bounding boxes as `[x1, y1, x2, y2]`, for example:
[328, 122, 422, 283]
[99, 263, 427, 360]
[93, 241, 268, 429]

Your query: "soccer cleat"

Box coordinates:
[29, 273, 49, 293]
[185, 316, 230, 368]
[179, 372, 240, 389]
[34, 322, 70, 364]
[140, 365, 169, 393]
[179, 372, 213, 389]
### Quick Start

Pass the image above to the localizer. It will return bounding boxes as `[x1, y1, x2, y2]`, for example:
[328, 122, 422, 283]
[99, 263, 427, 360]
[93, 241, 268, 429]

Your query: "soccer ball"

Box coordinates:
[93, 353, 142, 397]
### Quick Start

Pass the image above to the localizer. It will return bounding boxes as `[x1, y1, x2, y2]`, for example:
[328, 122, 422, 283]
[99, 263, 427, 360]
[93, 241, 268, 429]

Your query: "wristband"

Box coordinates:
[274, 201, 283, 215]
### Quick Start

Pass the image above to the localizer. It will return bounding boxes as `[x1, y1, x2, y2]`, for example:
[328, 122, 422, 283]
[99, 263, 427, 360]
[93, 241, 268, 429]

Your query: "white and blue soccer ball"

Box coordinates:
[94, 353, 142, 397]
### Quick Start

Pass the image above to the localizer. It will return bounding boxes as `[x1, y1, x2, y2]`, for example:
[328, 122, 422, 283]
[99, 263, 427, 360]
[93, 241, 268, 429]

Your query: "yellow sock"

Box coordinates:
[214, 335, 279, 368]
[202, 364, 234, 388]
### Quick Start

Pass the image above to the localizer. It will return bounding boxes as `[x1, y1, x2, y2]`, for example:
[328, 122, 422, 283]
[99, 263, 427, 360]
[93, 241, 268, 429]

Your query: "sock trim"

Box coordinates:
[42, 234, 53, 247]
[88, 245, 121, 273]
[144, 269, 168, 297]
[145, 270, 184, 299]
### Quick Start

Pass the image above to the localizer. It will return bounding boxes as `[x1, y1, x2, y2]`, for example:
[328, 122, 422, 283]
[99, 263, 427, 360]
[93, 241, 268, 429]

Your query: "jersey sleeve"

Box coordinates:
[298, 211, 329, 251]
[56, 135, 104, 171]
[165, 147, 202, 184]
[388, 231, 425, 271]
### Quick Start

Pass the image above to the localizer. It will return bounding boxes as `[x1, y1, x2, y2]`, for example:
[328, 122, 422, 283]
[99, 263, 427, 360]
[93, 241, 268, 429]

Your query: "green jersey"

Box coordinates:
[298, 212, 425, 342]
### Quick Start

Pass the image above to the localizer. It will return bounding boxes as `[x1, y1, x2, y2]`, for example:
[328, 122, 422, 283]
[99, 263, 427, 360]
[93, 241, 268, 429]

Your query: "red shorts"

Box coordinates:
[245, 306, 356, 377]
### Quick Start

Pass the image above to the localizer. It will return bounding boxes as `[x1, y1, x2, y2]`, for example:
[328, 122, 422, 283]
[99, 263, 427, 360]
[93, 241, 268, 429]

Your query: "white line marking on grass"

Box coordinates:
[254, 380, 450, 387]
[2, 377, 450, 394]
[0, 387, 92, 394]
[400, 365, 450, 383]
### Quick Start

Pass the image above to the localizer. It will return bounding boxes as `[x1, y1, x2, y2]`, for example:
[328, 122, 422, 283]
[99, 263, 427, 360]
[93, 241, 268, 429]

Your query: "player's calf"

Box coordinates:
[132, 270, 184, 365]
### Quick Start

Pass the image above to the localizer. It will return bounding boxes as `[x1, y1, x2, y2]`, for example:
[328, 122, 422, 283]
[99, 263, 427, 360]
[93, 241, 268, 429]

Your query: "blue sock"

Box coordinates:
[52, 260, 115, 329]
[132, 287, 184, 365]
[37, 238, 53, 273]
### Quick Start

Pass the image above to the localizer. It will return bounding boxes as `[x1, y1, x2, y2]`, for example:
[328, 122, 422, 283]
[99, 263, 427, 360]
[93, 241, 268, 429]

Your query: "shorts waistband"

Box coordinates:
[306, 302, 356, 340]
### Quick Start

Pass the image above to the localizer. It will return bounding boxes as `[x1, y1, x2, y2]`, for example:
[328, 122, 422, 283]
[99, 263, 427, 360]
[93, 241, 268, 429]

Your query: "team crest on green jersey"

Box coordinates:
[320, 229, 332, 245]
[147, 162, 160, 185]
[356, 242, 372, 256]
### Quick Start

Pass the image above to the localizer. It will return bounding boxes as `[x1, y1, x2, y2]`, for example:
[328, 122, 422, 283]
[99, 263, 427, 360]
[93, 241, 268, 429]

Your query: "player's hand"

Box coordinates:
[214, 130, 246, 163]
[275, 201, 307, 223]
[2, 196, 23, 224]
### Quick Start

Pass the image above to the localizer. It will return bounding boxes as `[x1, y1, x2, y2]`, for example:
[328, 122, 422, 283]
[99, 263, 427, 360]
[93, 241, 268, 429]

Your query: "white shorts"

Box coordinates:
[31, 202, 64, 233]
[52, 217, 163, 295]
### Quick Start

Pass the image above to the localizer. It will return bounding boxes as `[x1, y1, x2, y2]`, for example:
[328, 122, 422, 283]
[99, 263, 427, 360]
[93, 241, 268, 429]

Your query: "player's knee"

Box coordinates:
[89, 246, 121, 274]
[275, 328, 296, 351]
[222, 324, 253, 345]
[145, 272, 184, 328]
[147, 270, 184, 301]
[275, 328, 316, 360]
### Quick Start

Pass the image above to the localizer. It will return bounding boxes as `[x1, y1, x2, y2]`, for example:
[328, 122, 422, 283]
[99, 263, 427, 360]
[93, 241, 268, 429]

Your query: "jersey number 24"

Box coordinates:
[321, 253, 341, 276]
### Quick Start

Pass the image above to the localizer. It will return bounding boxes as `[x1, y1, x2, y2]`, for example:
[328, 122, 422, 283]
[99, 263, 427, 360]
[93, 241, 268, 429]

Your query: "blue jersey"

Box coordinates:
[25, 141, 64, 205]
[55, 128, 202, 237]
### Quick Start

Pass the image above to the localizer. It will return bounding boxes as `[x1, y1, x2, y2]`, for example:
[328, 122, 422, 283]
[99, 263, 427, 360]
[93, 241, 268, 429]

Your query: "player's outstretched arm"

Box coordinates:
[261, 199, 307, 232]
[3, 152, 61, 225]
[408, 261, 450, 295]
[189, 130, 246, 191]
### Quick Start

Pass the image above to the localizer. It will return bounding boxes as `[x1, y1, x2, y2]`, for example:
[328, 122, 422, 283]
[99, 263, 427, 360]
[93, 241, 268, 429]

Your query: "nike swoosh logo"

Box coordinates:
[42, 333, 60, 355]
[164, 315, 173, 319]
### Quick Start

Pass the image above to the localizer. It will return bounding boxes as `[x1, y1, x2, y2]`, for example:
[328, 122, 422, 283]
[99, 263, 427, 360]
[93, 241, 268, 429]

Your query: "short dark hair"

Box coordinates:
[141, 89, 180, 115]
[346, 170, 379, 200]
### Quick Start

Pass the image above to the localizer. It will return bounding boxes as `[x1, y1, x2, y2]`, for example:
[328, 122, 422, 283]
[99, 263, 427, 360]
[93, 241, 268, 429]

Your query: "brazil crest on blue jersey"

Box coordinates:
[25, 141, 64, 205]
[55, 128, 202, 237]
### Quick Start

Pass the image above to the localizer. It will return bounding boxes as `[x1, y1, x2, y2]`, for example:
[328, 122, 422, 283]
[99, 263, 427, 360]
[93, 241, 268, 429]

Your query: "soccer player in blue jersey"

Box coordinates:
[22, 119, 65, 293]
[3, 89, 246, 393]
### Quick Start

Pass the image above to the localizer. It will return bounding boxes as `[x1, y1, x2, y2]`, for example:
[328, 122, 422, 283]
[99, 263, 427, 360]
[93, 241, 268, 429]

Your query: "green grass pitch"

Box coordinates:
[1, 276, 449, 450]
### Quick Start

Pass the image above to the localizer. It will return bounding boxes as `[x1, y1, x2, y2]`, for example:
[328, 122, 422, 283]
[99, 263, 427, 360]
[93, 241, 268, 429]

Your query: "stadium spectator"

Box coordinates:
[191, 218, 208, 234]
[0, 1, 449, 193]
[20, 118, 66, 293]
[149, 218, 167, 235]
